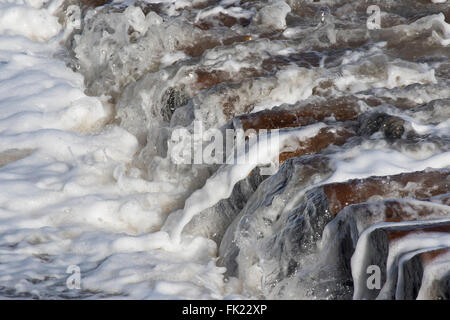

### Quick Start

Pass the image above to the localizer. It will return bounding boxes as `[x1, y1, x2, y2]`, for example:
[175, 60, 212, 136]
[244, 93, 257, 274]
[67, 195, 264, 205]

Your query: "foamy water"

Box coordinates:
[0, 0, 449, 299]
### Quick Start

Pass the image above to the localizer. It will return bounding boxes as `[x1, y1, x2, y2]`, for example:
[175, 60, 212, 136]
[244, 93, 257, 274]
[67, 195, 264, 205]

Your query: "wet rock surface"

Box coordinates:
[59, 0, 450, 299]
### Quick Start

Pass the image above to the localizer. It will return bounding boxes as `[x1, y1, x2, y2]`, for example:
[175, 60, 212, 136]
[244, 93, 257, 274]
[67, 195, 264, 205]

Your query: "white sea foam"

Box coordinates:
[0, 0, 241, 299]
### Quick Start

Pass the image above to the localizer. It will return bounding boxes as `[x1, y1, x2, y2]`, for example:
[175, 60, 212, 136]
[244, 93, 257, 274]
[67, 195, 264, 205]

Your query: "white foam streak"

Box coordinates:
[170, 123, 326, 244]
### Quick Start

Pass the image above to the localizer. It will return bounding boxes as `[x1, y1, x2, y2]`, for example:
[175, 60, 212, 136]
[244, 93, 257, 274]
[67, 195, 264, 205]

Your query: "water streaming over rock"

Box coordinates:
[0, 0, 449, 299]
